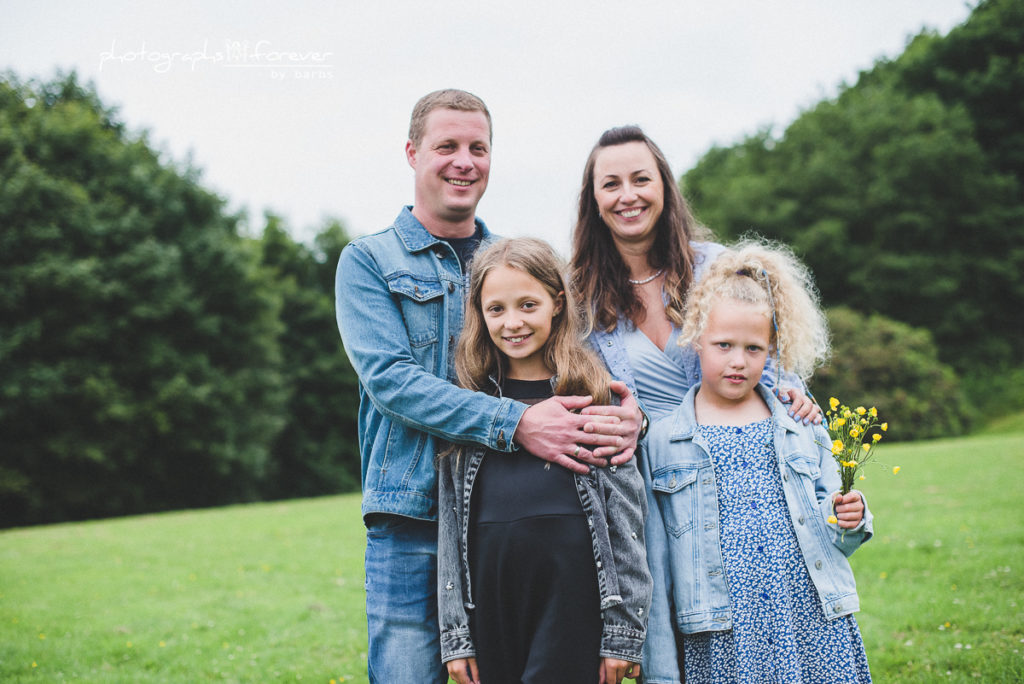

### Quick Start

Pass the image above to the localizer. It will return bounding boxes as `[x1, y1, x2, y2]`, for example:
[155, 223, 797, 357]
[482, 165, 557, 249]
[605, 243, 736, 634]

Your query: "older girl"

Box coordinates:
[438, 238, 652, 684]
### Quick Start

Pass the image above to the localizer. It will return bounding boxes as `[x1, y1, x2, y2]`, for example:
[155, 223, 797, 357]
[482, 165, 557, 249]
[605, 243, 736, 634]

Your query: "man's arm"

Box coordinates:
[336, 242, 523, 448]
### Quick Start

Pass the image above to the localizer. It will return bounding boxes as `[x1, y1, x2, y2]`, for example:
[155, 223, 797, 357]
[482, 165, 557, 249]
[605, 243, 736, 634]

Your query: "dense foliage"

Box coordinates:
[684, 0, 1024, 378]
[811, 308, 971, 442]
[0, 74, 359, 527]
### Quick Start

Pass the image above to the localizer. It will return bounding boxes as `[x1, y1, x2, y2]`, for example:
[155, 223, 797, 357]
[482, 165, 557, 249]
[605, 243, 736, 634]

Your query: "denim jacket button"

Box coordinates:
[496, 436, 506, 450]
[445, 582, 454, 590]
[815, 560, 823, 570]
[798, 515, 805, 525]
[783, 473, 789, 482]
[448, 282, 455, 293]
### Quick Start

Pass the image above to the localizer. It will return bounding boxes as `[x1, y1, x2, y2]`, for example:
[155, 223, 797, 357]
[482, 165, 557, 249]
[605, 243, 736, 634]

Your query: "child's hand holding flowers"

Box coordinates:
[830, 491, 865, 529]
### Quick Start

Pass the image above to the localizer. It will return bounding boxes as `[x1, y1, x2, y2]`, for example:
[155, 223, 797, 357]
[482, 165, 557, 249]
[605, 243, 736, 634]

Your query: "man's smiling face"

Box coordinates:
[406, 107, 491, 236]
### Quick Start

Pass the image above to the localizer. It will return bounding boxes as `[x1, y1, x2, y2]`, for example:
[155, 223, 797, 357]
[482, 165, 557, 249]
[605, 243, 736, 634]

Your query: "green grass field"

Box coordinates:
[2, 429, 1022, 683]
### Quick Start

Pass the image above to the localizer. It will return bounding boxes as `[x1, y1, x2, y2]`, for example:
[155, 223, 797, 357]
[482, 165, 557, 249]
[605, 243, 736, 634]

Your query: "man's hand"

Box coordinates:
[513, 382, 643, 473]
[580, 381, 642, 466]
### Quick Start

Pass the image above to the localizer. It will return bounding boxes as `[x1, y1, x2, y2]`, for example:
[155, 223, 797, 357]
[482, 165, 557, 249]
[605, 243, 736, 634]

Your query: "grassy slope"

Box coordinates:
[1, 431, 1022, 682]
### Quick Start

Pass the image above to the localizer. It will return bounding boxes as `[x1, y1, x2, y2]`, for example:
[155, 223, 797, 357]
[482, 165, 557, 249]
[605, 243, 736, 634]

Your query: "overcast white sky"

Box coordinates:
[2, 0, 974, 255]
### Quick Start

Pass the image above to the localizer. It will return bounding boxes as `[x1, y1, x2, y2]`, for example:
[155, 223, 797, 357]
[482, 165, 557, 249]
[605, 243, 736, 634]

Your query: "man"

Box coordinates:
[336, 89, 642, 683]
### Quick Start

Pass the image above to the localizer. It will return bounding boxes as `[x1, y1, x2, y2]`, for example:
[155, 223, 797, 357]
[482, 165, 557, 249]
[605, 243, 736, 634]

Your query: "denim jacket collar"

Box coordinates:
[667, 382, 801, 442]
[394, 206, 491, 254]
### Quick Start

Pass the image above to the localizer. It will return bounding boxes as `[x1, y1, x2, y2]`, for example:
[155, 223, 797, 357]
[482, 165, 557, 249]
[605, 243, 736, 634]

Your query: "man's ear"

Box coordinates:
[405, 140, 417, 169]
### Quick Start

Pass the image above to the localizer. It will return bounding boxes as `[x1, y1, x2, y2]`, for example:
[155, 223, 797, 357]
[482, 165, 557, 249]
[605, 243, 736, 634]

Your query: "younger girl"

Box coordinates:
[642, 241, 874, 683]
[437, 238, 652, 684]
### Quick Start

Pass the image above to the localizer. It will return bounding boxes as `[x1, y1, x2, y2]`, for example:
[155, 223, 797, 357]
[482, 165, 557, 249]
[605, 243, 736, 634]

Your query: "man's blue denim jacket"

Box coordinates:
[587, 240, 806, 420]
[436, 378, 653, 665]
[640, 383, 873, 684]
[335, 207, 526, 522]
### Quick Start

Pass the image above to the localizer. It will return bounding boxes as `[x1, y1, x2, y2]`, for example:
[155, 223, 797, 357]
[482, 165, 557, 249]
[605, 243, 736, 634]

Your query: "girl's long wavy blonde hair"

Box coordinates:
[679, 239, 831, 382]
[457, 237, 612, 403]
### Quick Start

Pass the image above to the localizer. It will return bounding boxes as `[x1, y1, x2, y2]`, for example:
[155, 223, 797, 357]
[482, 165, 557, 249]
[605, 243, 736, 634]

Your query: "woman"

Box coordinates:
[571, 125, 819, 422]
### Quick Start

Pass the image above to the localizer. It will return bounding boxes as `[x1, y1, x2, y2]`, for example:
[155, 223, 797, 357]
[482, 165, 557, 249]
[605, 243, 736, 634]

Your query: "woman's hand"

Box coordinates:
[832, 491, 865, 529]
[600, 658, 640, 684]
[776, 387, 822, 425]
[447, 657, 480, 684]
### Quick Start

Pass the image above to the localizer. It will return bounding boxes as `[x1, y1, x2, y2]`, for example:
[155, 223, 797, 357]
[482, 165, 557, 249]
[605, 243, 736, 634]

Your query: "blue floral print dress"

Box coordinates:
[683, 418, 872, 683]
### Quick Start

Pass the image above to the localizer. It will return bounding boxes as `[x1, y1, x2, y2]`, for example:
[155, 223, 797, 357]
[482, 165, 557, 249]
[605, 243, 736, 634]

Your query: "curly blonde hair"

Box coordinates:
[679, 239, 831, 382]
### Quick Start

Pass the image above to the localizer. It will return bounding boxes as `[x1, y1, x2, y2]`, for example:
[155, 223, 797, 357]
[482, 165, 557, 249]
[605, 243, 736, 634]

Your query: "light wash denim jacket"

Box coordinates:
[640, 383, 874, 684]
[335, 207, 527, 522]
[587, 240, 806, 420]
[437, 381, 653, 664]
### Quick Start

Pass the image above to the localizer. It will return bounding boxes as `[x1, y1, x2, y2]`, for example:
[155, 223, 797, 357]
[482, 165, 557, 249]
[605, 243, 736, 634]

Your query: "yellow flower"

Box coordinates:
[859, 475, 866, 480]
[869, 407, 878, 417]
[881, 423, 888, 431]
[862, 443, 871, 451]
[893, 466, 901, 474]
[856, 406, 866, 415]
[828, 515, 838, 524]
[834, 418, 846, 427]
[849, 427, 861, 438]
[872, 433, 882, 443]
[829, 397, 840, 411]
[831, 440, 844, 455]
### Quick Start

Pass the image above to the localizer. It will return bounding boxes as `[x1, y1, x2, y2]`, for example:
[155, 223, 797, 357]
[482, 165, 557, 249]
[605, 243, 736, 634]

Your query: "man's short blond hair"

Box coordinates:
[408, 89, 492, 148]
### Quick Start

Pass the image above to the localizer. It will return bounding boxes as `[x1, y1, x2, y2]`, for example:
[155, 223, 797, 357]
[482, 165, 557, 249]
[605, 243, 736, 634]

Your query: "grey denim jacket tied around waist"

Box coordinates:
[436, 379, 653, 665]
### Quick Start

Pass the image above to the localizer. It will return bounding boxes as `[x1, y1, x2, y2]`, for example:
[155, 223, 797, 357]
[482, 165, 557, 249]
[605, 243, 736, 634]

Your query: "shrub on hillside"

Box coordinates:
[810, 307, 971, 441]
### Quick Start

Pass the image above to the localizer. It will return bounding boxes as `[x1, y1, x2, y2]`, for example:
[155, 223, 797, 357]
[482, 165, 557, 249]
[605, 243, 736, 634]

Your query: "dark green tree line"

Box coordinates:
[684, 0, 1024, 378]
[0, 73, 360, 527]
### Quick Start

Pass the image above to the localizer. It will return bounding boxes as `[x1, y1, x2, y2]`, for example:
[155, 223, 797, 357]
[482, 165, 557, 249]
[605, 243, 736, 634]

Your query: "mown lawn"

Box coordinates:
[1, 429, 1022, 682]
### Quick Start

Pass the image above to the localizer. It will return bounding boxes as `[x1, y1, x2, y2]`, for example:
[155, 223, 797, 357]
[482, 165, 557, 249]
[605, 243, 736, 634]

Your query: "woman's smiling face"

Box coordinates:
[592, 141, 665, 252]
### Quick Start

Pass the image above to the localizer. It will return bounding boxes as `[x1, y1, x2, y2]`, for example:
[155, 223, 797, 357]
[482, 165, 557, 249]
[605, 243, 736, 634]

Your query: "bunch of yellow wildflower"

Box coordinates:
[822, 397, 890, 494]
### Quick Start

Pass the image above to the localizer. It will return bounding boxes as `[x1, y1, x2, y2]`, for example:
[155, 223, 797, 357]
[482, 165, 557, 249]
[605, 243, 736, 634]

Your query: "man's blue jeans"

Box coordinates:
[364, 514, 448, 683]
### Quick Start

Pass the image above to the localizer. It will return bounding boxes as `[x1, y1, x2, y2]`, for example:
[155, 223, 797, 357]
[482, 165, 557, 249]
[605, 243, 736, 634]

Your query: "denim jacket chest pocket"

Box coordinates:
[386, 273, 446, 373]
[650, 466, 700, 538]
[783, 450, 822, 499]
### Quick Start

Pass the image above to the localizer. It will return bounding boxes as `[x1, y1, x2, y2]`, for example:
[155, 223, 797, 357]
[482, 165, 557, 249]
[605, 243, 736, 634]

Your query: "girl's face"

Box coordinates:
[592, 141, 665, 252]
[697, 297, 772, 408]
[480, 265, 563, 380]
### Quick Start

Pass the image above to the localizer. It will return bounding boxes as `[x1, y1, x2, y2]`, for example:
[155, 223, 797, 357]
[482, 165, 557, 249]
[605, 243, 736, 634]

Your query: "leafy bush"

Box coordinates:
[810, 307, 971, 441]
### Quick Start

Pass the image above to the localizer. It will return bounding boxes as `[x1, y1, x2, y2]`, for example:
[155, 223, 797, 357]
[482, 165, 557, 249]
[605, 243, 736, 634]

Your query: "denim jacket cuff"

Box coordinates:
[599, 625, 646, 663]
[440, 626, 475, 664]
[497, 399, 529, 452]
